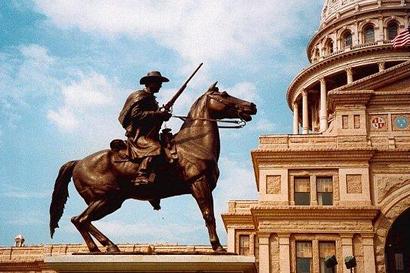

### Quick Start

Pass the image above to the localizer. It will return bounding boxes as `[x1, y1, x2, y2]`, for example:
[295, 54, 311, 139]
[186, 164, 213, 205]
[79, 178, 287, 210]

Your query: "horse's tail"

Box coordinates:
[49, 160, 78, 238]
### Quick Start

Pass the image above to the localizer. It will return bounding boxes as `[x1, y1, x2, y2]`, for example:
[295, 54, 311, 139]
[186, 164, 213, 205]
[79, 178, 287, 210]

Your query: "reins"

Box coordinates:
[172, 115, 247, 129]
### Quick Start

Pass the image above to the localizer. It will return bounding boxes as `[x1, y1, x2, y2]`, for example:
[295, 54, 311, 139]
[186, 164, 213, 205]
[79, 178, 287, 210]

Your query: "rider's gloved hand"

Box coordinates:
[156, 110, 172, 121]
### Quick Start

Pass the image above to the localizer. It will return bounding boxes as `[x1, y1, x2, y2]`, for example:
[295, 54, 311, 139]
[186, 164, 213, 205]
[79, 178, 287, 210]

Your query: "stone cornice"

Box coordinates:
[370, 91, 410, 105]
[251, 206, 380, 222]
[221, 214, 254, 231]
[286, 45, 410, 109]
[252, 147, 375, 158]
[328, 89, 374, 110]
[371, 149, 410, 162]
[334, 60, 410, 91]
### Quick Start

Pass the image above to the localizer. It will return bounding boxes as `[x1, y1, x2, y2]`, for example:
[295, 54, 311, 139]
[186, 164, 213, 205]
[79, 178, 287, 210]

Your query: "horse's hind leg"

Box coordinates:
[71, 206, 101, 252]
[72, 199, 123, 253]
[191, 177, 225, 253]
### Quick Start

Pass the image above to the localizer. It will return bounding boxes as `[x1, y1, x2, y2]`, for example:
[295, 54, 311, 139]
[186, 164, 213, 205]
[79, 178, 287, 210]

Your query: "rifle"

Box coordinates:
[162, 63, 203, 112]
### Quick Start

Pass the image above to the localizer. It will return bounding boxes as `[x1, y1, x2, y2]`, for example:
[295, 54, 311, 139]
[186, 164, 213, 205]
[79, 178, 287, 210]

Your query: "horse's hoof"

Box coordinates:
[106, 244, 121, 253]
[90, 247, 101, 253]
[214, 246, 227, 253]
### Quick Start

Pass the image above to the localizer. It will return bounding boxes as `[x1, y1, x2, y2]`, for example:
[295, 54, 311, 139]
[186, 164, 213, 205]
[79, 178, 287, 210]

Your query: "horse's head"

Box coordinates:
[205, 82, 257, 121]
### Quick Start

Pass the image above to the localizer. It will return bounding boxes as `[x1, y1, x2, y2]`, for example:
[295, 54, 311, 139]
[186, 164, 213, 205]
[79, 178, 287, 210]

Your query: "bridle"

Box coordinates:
[171, 93, 247, 129]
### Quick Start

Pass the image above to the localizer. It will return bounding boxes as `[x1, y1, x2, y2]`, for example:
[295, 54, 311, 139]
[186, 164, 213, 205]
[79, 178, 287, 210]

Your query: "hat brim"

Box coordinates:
[140, 75, 169, 85]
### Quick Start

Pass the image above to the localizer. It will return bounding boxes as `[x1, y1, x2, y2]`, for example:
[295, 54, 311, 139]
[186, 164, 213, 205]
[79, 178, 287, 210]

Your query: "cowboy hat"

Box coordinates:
[140, 71, 169, 85]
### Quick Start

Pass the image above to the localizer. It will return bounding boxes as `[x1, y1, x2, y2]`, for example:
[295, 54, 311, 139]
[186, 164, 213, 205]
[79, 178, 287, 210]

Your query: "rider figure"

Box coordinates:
[118, 71, 172, 186]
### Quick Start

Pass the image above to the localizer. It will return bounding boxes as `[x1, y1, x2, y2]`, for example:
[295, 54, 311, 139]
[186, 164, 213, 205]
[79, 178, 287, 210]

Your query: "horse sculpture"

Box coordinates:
[49, 83, 257, 253]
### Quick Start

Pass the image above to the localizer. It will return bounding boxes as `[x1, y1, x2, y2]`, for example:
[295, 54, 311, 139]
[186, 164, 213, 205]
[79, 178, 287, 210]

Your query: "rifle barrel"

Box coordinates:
[163, 63, 203, 111]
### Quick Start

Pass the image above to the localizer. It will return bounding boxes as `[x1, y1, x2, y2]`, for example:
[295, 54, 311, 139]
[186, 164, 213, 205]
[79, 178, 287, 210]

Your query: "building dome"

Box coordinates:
[321, 0, 363, 26]
[287, 0, 410, 134]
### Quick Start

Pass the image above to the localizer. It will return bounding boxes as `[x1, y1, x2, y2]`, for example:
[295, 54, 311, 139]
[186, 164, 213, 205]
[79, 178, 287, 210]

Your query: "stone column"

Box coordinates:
[258, 234, 271, 273]
[227, 227, 235, 253]
[341, 234, 354, 273]
[346, 67, 353, 84]
[362, 234, 376, 273]
[378, 62, 385, 71]
[293, 101, 299, 134]
[302, 90, 309, 134]
[278, 234, 291, 273]
[319, 79, 328, 132]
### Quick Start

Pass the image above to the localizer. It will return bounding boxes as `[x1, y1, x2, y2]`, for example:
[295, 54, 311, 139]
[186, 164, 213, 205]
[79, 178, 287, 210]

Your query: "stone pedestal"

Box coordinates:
[45, 254, 257, 273]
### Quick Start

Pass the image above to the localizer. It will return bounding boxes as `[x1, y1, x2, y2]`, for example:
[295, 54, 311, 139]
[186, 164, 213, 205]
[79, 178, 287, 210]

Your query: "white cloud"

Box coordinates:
[34, 0, 320, 65]
[19, 44, 54, 66]
[61, 73, 113, 109]
[216, 157, 257, 201]
[0, 44, 58, 129]
[47, 73, 117, 132]
[47, 107, 79, 131]
[225, 81, 258, 103]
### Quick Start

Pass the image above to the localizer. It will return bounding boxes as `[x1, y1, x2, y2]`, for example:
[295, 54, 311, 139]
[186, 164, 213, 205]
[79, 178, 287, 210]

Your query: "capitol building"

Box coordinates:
[223, 0, 410, 273]
[1, 0, 410, 273]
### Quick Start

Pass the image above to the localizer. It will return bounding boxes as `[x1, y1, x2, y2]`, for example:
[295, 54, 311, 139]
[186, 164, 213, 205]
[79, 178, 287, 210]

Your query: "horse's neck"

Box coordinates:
[176, 98, 220, 161]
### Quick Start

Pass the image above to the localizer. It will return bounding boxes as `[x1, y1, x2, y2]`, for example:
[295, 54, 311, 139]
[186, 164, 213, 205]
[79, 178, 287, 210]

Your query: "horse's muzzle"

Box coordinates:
[239, 102, 257, 121]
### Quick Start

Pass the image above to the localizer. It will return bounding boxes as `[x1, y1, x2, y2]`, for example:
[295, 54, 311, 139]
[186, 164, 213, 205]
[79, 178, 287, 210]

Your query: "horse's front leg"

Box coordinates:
[191, 176, 225, 253]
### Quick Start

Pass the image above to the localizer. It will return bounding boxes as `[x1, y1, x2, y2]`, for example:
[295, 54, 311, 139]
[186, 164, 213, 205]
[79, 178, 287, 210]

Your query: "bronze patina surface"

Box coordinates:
[49, 82, 257, 253]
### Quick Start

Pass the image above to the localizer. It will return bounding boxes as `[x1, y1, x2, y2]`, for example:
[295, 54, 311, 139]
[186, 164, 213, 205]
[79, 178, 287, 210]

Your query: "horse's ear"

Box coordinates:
[207, 81, 218, 93]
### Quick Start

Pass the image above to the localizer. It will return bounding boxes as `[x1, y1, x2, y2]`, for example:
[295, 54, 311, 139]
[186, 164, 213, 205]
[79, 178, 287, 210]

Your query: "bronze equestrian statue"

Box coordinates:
[49, 77, 257, 253]
[118, 71, 172, 187]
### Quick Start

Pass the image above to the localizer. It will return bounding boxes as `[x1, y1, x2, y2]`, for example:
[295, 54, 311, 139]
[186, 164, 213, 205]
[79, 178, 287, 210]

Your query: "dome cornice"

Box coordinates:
[286, 44, 410, 109]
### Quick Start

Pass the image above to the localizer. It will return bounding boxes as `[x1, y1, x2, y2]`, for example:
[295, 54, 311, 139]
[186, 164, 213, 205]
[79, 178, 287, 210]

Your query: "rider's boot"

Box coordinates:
[132, 157, 154, 186]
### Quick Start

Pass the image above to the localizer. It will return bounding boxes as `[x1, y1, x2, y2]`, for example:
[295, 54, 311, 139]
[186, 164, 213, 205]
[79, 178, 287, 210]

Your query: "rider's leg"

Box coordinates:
[132, 156, 154, 185]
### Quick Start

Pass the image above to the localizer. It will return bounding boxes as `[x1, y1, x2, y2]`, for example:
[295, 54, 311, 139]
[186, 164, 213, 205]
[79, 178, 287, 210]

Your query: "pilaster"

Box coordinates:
[278, 234, 291, 273]
[340, 234, 354, 273]
[362, 234, 376, 273]
[258, 234, 271, 273]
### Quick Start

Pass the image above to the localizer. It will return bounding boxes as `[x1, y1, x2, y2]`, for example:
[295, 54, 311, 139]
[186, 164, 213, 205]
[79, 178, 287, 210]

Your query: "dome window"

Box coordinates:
[324, 38, 334, 55]
[363, 25, 375, 44]
[387, 21, 399, 40]
[342, 31, 353, 48]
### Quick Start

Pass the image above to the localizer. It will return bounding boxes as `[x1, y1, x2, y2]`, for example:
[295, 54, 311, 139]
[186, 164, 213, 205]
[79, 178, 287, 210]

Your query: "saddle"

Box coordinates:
[110, 128, 178, 164]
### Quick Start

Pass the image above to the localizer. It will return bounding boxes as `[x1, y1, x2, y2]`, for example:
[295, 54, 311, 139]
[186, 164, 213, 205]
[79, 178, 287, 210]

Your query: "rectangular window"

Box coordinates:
[239, 235, 250, 255]
[317, 176, 333, 205]
[297, 241, 312, 273]
[342, 115, 349, 129]
[354, 115, 360, 129]
[319, 241, 336, 273]
[295, 177, 310, 205]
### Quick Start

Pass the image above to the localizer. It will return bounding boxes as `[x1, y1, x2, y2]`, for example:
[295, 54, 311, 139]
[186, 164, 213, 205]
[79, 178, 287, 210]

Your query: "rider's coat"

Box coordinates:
[118, 89, 163, 160]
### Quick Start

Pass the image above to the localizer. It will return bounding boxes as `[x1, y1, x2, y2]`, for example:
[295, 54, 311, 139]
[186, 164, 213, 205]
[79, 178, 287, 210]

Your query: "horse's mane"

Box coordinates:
[187, 94, 208, 119]
[187, 85, 218, 119]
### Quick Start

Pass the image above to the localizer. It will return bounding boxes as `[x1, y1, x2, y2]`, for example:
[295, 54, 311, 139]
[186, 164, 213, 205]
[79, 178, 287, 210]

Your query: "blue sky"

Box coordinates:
[0, 1, 323, 247]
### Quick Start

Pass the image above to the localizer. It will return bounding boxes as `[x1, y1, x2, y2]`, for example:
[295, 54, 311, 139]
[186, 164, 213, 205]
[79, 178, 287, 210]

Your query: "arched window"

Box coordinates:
[342, 30, 353, 48]
[363, 24, 375, 44]
[387, 21, 399, 40]
[324, 38, 334, 55]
